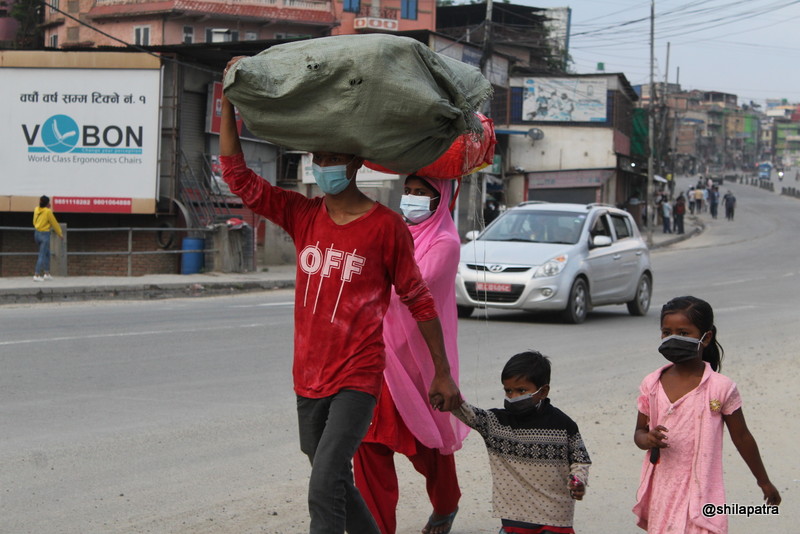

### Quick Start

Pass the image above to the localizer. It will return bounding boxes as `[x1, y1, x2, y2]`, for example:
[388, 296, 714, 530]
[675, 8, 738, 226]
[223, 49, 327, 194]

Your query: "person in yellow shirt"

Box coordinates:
[32, 195, 63, 282]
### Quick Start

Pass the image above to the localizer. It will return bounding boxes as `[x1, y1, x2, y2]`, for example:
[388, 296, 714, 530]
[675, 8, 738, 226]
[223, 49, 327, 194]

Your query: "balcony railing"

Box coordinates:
[95, 0, 331, 10]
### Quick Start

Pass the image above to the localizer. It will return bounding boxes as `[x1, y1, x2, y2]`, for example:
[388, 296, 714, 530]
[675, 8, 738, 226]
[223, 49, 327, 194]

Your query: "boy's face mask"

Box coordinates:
[504, 386, 545, 415]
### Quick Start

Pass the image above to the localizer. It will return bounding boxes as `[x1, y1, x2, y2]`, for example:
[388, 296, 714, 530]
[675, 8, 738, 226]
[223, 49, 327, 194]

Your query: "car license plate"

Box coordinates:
[476, 282, 511, 293]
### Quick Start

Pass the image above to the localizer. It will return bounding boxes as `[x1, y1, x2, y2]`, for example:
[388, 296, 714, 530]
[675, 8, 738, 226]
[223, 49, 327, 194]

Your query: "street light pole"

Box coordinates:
[646, 0, 655, 247]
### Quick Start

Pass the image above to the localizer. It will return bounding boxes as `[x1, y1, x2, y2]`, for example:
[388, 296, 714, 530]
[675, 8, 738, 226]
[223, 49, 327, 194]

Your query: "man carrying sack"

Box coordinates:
[219, 35, 490, 534]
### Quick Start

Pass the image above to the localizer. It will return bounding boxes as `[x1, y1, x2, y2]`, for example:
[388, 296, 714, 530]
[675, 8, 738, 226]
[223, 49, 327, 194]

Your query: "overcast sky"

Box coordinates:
[517, 0, 800, 107]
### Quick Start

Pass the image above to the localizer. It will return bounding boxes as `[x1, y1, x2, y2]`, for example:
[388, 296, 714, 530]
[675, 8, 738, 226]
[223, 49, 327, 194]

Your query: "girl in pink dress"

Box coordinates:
[633, 296, 781, 534]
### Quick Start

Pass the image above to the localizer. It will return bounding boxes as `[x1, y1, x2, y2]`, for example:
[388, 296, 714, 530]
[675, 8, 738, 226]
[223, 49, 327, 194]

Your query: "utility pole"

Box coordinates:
[662, 42, 670, 181]
[646, 0, 655, 247]
[474, 0, 494, 227]
[479, 0, 493, 80]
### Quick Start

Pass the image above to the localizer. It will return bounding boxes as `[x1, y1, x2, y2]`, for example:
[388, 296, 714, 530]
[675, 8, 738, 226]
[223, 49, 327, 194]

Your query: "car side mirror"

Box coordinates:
[591, 235, 612, 248]
[465, 230, 480, 241]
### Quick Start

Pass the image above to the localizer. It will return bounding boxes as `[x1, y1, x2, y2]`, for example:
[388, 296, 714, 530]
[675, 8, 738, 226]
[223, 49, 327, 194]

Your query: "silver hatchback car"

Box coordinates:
[455, 202, 653, 323]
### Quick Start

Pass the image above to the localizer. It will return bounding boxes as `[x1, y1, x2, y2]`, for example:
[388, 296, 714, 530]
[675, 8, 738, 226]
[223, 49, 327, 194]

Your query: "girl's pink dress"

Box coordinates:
[633, 362, 742, 534]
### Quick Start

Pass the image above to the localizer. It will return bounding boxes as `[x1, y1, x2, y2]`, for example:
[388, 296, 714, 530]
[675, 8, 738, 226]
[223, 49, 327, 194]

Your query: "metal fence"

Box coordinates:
[0, 226, 217, 277]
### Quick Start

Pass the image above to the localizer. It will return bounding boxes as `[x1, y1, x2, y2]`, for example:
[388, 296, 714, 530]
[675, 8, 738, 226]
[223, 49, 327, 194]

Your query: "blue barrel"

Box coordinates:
[181, 237, 205, 274]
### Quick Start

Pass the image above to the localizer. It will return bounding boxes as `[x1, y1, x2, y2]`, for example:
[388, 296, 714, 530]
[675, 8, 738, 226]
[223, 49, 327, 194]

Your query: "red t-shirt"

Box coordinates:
[221, 153, 437, 399]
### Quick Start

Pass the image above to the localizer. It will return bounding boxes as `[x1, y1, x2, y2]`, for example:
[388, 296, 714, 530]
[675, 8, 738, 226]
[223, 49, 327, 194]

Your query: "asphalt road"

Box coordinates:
[1, 175, 798, 533]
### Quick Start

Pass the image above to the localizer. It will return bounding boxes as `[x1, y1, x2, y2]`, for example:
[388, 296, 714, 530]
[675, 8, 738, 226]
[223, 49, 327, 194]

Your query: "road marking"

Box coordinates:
[711, 278, 756, 286]
[0, 323, 268, 347]
[713, 305, 757, 312]
[229, 301, 295, 308]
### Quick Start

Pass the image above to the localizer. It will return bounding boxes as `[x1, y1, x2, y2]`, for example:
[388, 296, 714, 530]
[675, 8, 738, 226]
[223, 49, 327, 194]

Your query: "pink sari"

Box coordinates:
[382, 179, 469, 453]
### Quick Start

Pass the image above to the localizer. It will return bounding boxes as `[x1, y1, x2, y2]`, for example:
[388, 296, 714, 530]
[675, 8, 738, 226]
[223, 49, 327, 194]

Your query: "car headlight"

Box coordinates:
[534, 254, 568, 278]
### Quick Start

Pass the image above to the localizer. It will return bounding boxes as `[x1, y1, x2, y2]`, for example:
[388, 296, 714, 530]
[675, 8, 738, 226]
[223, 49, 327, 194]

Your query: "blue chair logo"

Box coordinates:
[40, 115, 79, 153]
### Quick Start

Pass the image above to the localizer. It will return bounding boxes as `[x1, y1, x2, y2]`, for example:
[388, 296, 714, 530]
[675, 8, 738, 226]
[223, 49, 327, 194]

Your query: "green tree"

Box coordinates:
[11, 0, 43, 49]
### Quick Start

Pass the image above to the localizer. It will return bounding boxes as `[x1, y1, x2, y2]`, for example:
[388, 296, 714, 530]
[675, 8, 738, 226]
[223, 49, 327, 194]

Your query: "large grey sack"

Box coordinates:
[223, 34, 492, 174]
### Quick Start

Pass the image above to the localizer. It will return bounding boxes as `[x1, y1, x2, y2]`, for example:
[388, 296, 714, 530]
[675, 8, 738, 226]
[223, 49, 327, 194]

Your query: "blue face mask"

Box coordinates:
[312, 163, 351, 195]
[400, 194, 437, 223]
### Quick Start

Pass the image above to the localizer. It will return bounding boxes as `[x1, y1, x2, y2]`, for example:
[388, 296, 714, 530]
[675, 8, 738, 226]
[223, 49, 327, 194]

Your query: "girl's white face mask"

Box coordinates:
[400, 194, 436, 223]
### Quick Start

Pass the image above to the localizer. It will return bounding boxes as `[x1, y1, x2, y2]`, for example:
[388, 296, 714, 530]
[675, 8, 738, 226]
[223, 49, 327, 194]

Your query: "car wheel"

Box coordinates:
[627, 273, 652, 316]
[457, 305, 474, 318]
[562, 278, 588, 324]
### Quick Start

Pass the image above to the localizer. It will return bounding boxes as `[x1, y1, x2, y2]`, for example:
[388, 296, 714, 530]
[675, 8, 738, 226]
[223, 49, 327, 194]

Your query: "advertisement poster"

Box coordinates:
[1, 65, 161, 213]
[522, 78, 608, 122]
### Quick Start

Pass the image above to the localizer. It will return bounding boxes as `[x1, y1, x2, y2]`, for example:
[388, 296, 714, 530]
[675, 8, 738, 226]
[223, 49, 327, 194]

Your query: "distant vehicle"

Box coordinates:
[455, 202, 653, 324]
[757, 162, 772, 180]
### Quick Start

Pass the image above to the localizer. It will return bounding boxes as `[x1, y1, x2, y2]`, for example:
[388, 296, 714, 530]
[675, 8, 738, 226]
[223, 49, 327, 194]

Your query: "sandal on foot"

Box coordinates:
[421, 506, 458, 534]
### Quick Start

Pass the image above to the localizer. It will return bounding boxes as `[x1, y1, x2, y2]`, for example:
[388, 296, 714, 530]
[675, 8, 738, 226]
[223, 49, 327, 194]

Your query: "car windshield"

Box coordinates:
[479, 210, 587, 244]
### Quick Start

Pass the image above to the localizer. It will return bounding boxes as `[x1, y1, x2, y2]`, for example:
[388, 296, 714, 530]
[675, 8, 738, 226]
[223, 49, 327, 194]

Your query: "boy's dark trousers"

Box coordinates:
[297, 389, 380, 534]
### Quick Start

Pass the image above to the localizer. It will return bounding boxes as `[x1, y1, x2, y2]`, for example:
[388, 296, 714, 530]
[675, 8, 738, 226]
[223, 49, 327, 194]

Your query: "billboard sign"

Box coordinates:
[0, 60, 161, 213]
[522, 78, 608, 122]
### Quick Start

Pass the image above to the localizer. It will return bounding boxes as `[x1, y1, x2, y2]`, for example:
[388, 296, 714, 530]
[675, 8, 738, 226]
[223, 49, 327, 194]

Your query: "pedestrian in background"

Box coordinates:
[354, 175, 467, 534]
[723, 190, 737, 221]
[633, 296, 781, 533]
[687, 186, 696, 215]
[32, 195, 62, 282]
[709, 186, 720, 219]
[661, 197, 672, 234]
[693, 187, 704, 213]
[672, 194, 685, 234]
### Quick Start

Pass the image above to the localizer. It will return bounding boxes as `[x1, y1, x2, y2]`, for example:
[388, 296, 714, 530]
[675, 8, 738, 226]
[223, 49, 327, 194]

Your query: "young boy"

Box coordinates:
[451, 351, 591, 534]
[219, 57, 460, 534]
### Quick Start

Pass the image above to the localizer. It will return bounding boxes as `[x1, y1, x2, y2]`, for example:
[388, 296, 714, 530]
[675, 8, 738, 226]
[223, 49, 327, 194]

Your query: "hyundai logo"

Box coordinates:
[488, 264, 504, 273]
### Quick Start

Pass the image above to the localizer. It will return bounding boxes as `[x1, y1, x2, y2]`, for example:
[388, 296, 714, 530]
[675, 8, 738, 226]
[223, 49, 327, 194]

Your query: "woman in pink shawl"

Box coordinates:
[354, 175, 468, 534]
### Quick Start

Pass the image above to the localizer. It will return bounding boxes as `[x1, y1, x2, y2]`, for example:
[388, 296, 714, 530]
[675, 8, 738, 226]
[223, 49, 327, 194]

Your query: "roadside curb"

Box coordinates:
[0, 279, 296, 305]
[650, 216, 705, 249]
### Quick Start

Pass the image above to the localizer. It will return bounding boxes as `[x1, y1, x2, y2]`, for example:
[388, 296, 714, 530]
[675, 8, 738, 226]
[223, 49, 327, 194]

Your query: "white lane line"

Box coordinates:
[229, 301, 295, 308]
[713, 305, 757, 312]
[0, 323, 268, 347]
[711, 278, 756, 286]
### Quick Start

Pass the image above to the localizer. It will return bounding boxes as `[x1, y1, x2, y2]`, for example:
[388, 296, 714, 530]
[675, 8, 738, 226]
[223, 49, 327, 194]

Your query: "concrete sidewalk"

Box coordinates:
[0, 216, 701, 305]
[0, 265, 298, 305]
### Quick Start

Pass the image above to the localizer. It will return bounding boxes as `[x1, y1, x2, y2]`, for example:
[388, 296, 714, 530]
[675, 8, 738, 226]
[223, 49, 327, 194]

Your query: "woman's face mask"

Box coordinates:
[400, 194, 437, 223]
[312, 163, 351, 195]
[658, 333, 706, 364]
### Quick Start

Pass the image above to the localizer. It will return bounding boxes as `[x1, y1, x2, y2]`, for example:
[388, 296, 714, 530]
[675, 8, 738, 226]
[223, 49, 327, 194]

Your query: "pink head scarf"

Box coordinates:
[382, 177, 468, 453]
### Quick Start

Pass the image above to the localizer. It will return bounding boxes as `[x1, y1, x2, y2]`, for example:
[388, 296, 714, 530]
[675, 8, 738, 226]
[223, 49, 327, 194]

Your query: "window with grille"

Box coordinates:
[206, 28, 238, 42]
[134, 26, 150, 45]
